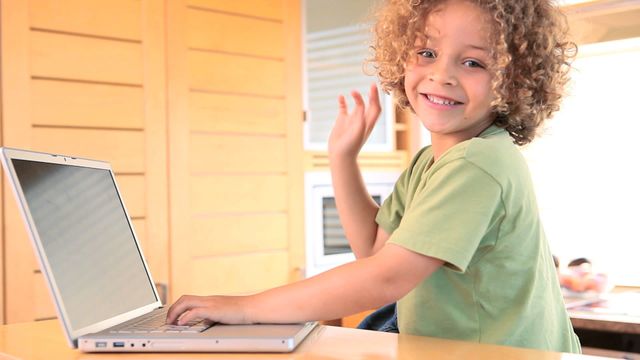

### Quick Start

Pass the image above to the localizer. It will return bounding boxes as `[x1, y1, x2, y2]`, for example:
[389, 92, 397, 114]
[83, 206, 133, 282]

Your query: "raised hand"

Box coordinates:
[328, 83, 382, 160]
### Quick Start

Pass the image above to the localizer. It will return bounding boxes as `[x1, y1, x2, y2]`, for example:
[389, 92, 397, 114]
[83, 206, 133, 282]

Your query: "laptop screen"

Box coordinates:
[11, 159, 158, 330]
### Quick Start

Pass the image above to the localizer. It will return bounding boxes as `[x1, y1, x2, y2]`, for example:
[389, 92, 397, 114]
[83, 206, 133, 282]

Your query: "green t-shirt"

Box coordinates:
[376, 125, 580, 353]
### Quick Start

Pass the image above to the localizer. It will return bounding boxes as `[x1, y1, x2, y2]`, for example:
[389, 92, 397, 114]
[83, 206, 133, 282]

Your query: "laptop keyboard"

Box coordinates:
[109, 308, 212, 334]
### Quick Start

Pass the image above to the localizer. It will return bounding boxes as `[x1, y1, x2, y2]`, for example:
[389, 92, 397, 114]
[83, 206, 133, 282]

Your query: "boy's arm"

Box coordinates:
[166, 244, 443, 325]
[328, 84, 389, 258]
[329, 156, 390, 258]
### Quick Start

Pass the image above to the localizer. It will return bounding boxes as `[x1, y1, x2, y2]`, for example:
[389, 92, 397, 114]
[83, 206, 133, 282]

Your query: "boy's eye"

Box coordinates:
[417, 49, 437, 58]
[463, 59, 485, 69]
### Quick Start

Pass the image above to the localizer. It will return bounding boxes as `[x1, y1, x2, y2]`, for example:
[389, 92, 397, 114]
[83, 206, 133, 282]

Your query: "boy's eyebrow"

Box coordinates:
[420, 36, 489, 53]
[464, 43, 489, 52]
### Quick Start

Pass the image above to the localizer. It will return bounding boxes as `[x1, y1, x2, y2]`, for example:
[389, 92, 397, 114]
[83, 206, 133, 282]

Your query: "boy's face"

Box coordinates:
[404, 0, 495, 145]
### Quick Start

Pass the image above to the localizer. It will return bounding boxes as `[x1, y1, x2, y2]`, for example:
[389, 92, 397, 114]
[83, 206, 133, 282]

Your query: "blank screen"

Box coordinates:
[12, 159, 157, 330]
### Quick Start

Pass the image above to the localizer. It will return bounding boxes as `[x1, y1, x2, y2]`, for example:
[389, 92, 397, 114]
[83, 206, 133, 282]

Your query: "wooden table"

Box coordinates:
[568, 291, 640, 334]
[0, 319, 611, 359]
[567, 291, 640, 355]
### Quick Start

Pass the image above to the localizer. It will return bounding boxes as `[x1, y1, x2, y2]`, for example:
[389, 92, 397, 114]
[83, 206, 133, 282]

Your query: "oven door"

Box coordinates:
[304, 172, 398, 277]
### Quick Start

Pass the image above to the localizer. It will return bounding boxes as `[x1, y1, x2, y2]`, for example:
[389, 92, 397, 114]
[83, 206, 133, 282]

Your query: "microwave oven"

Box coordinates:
[304, 171, 399, 277]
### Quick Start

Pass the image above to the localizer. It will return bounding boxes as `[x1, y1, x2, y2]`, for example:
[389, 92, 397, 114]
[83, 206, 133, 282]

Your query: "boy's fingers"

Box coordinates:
[351, 91, 365, 115]
[166, 297, 184, 324]
[365, 84, 382, 131]
[176, 308, 206, 326]
[166, 295, 201, 324]
[337, 95, 348, 114]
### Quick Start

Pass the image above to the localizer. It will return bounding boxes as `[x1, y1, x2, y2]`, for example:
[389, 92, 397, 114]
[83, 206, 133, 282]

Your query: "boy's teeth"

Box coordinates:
[427, 94, 456, 105]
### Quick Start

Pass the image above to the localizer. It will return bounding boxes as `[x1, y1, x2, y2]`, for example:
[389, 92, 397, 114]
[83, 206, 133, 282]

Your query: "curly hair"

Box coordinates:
[368, 0, 577, 145]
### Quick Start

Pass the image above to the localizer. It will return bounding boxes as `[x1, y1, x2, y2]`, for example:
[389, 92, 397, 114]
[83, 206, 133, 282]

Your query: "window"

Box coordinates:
[303, 0, 393, 151]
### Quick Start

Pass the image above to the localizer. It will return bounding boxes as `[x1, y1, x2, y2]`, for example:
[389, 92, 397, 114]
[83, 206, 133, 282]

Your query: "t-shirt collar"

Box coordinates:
[478, 124, 506, 138]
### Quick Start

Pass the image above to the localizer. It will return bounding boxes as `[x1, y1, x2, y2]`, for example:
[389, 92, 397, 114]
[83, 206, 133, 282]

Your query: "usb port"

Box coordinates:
[95, 342, 107, 348]
[113, 341, 125, 348]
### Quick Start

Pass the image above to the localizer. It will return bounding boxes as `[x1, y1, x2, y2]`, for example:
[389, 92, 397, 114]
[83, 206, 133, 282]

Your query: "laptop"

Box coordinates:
[0, 147, 317, 352]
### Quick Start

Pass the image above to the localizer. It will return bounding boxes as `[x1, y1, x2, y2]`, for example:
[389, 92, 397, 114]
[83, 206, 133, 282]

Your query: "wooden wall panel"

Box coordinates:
[31, 128, 145, 173]
[189, 92, 286, 135]
[2, 0, 36, 324]
[282, 0, 305, 283]
[189, 134, 287, 173]
[190, 214, 288, 256]
[131, 219, 147, 255]
[187, 8, 284, 58]
[33, 273, 56, 320]
[169, 0, 302, 303]
[189, 51, 284, 96]
[191, 252, 289, 295]
[30, 79, 144, 129]
[2, 0, 302, 324]
[187, 0, 284, 20]
[30, 31, 143, 84]
[167, 0, 191, 301]
[0, 178, 3, 324]
[4, 190, 38, 323]
[141, 0, 170, 286]
[116, 175, 146, 218]
[29, 0, 142, 40]
[190, 175, 288, 214]
[1, 0, 169, 323]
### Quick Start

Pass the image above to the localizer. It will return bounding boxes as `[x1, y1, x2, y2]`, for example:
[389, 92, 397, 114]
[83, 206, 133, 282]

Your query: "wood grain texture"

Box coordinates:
[141, 0, 170, 285]
[2, 0, 35, 324]
[30, 30, 143, 84]
[190, 213, 288, 256]
[167, 0, 192, 302]
[189, 134, 287, 173]
[116, 174, 146, 218]
[131, 219, 147, 258]
[190, 251, 289, 295]
[33, 273, 56, 320]
[282, 0, 305, 283]
[189, 92, 286, 135]
[4, 187, 37, 323]
[168, 0, 297, 303]
[187, 0, 283, 20]
[29, 0, 142, 40]
[31, 127, 145, 174]
[0, 319, 603, 360]
[188, 51, 284, 96]
[30, 79, 144, 129]
[187, 8, 284, 58]
[190, 174, 288, 214]
[0, 0, 169, 325]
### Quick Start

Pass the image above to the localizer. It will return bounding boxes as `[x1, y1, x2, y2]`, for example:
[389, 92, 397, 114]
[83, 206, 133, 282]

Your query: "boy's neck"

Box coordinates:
[429, 123, 494, 161]
[430, 136, 463, 162]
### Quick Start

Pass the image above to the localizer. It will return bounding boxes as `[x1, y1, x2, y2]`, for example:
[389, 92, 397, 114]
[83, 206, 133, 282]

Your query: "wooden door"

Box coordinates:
[167, 0, 305, 300]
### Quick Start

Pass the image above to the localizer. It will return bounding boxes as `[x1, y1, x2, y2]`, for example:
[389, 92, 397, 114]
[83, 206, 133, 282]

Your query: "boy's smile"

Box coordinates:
[404, 0, 496, 156]
[423, 93, 463, 107]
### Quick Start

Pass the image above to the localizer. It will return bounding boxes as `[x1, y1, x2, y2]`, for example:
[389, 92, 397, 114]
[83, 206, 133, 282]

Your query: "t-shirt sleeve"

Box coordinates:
[386, 159, 503, 273]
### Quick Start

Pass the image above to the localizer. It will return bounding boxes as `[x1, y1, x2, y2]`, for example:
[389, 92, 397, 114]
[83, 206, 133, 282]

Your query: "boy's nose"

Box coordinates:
[428, 60, 458, 86]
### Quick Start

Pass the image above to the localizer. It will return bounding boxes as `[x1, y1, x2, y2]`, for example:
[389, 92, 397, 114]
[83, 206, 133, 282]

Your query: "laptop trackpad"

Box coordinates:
[204, 324, 307, 337]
